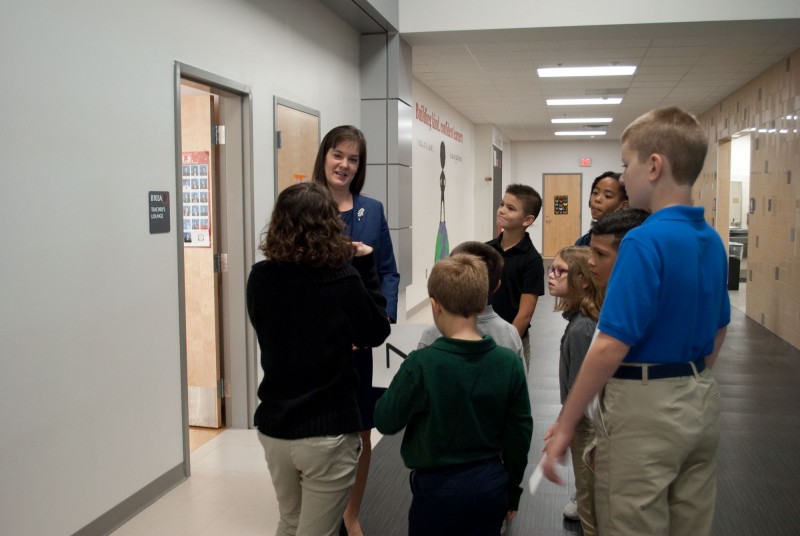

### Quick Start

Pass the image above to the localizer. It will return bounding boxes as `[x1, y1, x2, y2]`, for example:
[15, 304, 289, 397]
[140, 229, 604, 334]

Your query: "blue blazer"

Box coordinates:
[348, 194, 400, 321]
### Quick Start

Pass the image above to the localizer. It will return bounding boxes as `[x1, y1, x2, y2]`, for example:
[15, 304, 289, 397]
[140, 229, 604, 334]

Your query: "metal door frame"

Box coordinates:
[174, 62, 256, 475]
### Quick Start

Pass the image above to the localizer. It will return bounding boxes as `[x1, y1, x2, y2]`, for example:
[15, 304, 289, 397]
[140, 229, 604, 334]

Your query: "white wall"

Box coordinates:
[509, 140, 622, 252]
[0, 1, 361, 534]
[731, 134, 752, 229]
[407, 80, 475, 310]
[405, 86, 622, 310]
[399, 0, 800, 32]
[473, 125, 511, 242]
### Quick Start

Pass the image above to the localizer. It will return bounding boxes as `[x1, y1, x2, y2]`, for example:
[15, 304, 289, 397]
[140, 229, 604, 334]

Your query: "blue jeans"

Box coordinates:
[408, 457, 508, 536]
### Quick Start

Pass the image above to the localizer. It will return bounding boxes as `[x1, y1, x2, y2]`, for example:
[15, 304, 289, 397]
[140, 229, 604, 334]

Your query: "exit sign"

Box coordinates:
[579, 158, 592, 167]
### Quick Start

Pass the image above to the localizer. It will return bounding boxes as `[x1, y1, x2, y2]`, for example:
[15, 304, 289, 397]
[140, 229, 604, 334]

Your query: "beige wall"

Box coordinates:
[696, 48, 800, 350]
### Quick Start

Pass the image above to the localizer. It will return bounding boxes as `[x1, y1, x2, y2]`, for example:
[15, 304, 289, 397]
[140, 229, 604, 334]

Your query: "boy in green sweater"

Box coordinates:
[374, 254, 533, 535]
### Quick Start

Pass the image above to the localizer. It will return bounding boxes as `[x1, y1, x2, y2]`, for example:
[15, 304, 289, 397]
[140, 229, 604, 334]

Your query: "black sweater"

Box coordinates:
[247, 253, 391, 439]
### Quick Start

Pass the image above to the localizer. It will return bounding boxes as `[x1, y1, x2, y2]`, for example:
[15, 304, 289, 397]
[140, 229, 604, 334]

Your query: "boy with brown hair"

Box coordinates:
[417, 241, 523, 359]
[586, 207, 651, 288]
[543, 107, 731, 536]
[375, 254, 532, 536]
[486, 184, 545, 371]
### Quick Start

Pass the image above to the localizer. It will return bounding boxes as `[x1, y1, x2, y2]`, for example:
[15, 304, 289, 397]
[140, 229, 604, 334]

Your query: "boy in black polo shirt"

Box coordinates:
[486, 184, 545, 372]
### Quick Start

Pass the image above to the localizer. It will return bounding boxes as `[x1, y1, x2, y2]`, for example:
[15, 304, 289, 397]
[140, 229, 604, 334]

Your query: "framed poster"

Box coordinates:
[554, 195, 569, 215]
[181, 151, 211, 247]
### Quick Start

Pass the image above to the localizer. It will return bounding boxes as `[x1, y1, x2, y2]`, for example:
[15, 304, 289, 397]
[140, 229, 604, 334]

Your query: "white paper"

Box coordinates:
[528, 462, 545, 496]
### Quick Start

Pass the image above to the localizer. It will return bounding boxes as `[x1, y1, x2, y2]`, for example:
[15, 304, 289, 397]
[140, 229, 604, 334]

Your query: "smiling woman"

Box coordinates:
[312, 125, 400, 536]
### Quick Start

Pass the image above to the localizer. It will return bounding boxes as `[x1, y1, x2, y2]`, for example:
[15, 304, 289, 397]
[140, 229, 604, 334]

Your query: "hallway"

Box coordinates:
[112, 286, 800, 535]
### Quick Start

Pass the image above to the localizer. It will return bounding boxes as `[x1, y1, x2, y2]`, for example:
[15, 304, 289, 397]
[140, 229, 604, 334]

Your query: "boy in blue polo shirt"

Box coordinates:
[542, 107, 730, 536]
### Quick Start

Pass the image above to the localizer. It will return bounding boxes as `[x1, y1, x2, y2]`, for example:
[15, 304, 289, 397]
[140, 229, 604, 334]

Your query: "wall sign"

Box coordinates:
[149, 191, 170, 234]
[579, 157, 592, 167]
[554, 195, 569, 215]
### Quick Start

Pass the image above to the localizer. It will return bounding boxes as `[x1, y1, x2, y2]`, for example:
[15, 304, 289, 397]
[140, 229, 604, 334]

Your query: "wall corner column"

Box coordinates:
[360, 33, 413, 315]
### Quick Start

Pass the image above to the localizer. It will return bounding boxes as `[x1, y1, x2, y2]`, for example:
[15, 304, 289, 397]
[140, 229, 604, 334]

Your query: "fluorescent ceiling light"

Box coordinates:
[555, 131, 607, 136]
[538, 66, 636, 77]
[552, 117, 612, 124]
[547, 98, 622, 106]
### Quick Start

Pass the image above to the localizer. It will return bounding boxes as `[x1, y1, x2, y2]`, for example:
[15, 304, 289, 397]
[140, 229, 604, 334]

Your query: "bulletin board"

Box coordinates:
[181, 151, 211, 247]
[554, 195, 569, 215]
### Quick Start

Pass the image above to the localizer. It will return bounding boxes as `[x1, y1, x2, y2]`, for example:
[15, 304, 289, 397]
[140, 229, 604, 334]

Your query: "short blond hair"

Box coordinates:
[427, 254, 488, 317]
[621, 107, 708, 186]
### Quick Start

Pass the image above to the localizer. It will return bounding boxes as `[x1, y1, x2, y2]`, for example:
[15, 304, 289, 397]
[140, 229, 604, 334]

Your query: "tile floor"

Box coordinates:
[112, 429, 278, 536]
[112, 428, 385, 535]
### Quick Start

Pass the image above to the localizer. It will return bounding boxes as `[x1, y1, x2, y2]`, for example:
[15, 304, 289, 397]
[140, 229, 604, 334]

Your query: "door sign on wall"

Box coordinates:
[148, 191, 170, 234]
[181, 151, 211, 247]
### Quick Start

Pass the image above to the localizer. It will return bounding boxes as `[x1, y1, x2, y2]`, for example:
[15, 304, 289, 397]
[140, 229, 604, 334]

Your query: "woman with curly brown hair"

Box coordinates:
[247, 181, 391, 536]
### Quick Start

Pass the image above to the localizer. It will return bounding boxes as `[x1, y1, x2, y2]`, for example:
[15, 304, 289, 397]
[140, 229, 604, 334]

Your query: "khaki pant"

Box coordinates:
[594, 368, 720, 536]
[258, 432, 361, 536]
[570, 416, 596, 536]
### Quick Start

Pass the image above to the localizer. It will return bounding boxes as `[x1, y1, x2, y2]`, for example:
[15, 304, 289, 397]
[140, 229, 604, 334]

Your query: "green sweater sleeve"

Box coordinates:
[502, 355, 533, 510]
[374, 357, 425, 434]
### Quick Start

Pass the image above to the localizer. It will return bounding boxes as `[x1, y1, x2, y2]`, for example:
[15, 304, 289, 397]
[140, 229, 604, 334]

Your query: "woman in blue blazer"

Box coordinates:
[313, 125, 400, 536]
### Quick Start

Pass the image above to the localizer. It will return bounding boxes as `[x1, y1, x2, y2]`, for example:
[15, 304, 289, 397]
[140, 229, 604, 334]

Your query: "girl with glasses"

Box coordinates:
[544, 246, 604, 536]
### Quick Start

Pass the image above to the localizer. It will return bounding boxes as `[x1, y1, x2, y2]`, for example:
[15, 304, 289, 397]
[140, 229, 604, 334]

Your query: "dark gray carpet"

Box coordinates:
[362, 291, 800, 535]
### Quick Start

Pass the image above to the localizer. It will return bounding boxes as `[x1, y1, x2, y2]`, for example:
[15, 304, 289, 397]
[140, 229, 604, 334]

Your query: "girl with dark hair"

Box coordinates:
[576, 171, 628, 246]
[312, 125, 400, 536]
[247, 181, 390, 536]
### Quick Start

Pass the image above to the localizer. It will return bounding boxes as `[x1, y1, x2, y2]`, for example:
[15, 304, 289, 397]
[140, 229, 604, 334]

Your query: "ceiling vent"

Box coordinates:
[586, 88, 629, 96]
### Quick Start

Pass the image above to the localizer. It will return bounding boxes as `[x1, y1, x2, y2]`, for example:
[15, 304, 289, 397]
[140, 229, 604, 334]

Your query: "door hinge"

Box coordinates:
[217, 378, 224, 399]
[222, 378, 231, 398]
[212, 125, 226, 145]
[213, 253, 228, 273]
[276, 130, 282, 149]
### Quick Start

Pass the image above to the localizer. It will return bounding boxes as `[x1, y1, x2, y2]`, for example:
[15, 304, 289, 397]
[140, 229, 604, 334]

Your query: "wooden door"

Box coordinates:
[543, 174, 582, 257]
[181, 93, 222, 428]
[275, 100, 320, 194]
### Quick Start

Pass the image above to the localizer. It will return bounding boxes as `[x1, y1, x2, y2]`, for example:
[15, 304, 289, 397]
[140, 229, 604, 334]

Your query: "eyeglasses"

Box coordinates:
[547, 265, 569, 278]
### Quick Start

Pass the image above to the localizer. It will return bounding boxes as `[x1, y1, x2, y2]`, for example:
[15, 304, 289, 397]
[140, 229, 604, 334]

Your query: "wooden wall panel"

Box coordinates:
[698, 48, 800, 350]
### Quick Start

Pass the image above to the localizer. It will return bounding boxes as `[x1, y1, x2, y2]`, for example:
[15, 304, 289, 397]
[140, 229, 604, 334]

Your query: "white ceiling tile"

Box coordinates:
[409, 19, 800, 141]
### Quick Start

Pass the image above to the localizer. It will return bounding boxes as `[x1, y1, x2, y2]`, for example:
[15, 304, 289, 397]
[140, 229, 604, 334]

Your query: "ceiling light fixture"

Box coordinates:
[552, 117, 613, 124]
[547, 98, 622, 106]
[538, 66, 636, 77]
[555, 131, 607, 136]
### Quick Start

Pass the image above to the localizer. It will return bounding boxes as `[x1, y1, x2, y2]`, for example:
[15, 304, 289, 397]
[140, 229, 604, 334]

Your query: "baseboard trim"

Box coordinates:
[72, 463, 186, 536]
